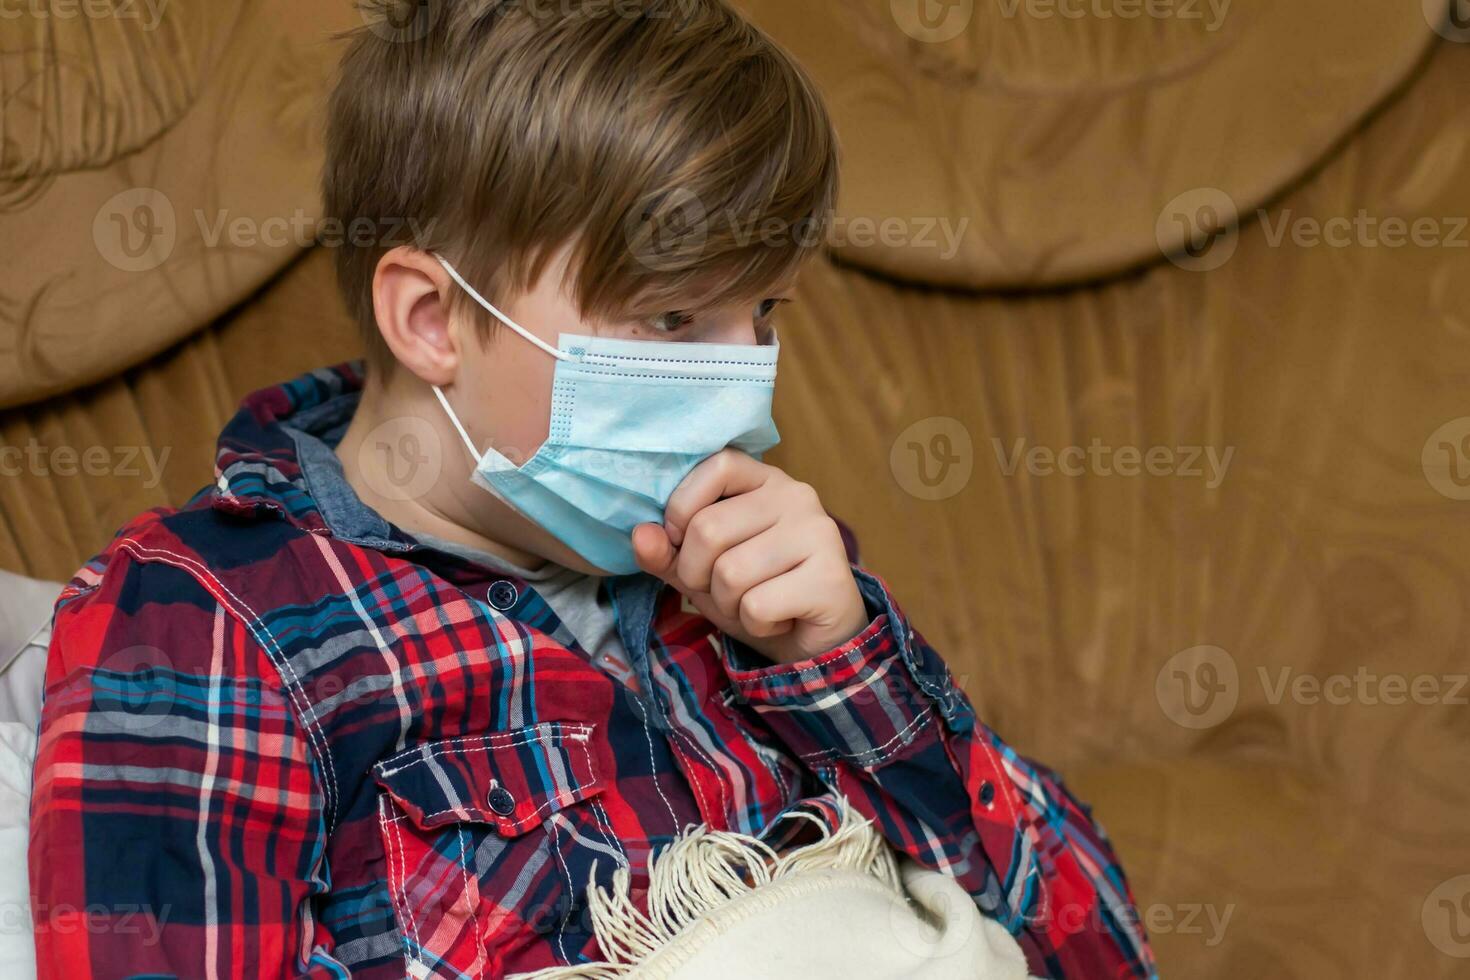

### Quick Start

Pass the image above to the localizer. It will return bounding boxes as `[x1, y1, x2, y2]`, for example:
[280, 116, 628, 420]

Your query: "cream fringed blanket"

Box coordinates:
[512, 799, 1038, 980]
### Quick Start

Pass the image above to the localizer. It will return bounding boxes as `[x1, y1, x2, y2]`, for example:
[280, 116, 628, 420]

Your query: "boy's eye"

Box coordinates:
[646, 300, 788, 336]
[650, 311, 695, 334]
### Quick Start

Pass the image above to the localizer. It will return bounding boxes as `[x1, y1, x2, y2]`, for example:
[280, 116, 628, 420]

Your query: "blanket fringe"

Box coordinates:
[510, 799, 901, 979]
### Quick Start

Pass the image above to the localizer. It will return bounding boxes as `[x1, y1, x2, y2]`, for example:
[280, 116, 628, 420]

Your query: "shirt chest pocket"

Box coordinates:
[371, 721, 617, 979]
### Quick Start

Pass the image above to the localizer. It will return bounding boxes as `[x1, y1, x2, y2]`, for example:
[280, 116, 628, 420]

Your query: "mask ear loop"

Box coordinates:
[432, 385, 484, 463]
[431, 253, 577, 463]
[434, 254, 574, 362]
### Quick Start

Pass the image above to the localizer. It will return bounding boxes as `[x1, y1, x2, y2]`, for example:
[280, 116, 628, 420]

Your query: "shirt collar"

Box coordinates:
[211, 362, 414, 549]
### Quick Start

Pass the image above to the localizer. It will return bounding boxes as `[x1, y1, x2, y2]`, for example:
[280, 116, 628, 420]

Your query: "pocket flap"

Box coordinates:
[371, 721, 605, 836]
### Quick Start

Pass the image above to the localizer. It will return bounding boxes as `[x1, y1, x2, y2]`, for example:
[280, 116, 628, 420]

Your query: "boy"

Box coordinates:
[29, 1, 1155, 977]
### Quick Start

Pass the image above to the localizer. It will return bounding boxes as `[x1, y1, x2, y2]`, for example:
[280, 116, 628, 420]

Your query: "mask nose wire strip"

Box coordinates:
[432, 385, 485, 463]
[434, 254, 575, 362]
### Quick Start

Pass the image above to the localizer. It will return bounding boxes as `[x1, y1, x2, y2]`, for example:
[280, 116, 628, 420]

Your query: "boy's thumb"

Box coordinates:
[631, 523, 678, 581]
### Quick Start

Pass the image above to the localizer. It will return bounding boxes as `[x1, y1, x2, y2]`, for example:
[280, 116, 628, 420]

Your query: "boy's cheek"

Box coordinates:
[454, 348, 555, 461]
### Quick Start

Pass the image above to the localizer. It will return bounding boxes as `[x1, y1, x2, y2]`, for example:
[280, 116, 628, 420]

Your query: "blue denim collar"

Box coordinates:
[281, 390, 414, 553]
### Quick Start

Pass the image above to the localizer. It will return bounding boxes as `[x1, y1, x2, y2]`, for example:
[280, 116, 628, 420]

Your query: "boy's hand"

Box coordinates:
[632, 450, 868, 666]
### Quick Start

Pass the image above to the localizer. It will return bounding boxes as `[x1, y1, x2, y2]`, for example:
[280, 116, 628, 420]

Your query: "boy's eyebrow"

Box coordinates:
[620, 279, 800, 322]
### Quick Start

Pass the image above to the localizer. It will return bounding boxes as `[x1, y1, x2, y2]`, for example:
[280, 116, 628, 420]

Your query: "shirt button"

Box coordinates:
[487, 581, 519, 611]
[487, 785, 516, 816]
[978, 780, 996, 807]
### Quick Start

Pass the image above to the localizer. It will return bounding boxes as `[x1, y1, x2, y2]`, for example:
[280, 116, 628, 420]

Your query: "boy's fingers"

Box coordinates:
[736, 570, 802, 639]
[632, 523, 679, 581]
[664, 450, 771, 547]
[675, 495, 780, 593]
[706, 526, 806, 620]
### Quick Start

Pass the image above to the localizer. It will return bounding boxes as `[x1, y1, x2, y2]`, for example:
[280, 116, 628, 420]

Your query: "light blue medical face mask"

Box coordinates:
[431, 255, 781, 575]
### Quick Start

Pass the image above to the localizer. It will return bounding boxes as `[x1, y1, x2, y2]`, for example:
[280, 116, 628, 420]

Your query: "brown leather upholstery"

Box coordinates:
[738, 0, 1436, 289]
[3, 2, 1468, 976]
[0, 0, 358, 410]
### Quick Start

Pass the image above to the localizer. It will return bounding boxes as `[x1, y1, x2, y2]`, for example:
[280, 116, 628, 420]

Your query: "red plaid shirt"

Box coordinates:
[29, 365, 1155, 978]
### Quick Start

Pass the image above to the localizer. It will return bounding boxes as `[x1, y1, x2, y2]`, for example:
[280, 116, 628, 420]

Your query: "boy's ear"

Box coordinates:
[371, 246, 461, 386]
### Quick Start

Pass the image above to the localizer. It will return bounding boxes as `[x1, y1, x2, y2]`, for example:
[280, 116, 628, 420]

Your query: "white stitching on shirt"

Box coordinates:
[641, 716, 680, 827]
[456, 823, 486, 980]
[379, 727, 604, 827]
[417, 786, 585, 826]
[374, 724, 593, 777]
[377, 796, 425, 972]
[665, 733, 715, 824]
[545, 813, 576, 962]
[578, 736, 627, 867]
[794, 704, 935, 768]
[113, 540, 341, 830]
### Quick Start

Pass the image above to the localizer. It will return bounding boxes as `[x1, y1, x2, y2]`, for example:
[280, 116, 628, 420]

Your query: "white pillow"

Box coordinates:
[0, 568, 60, 980]
[0, 723, 36, 979]
[0, 570, 60, 729]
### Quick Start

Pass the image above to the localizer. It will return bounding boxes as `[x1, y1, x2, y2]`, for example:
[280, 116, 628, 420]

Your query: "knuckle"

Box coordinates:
[787, 480, 821, 509]
[817, 515, 845, 550]
[740, 592, 771, 626]
[711, 555, 743, 595]
[716, 591, 743, 619]
[686, 511, 716, 550]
